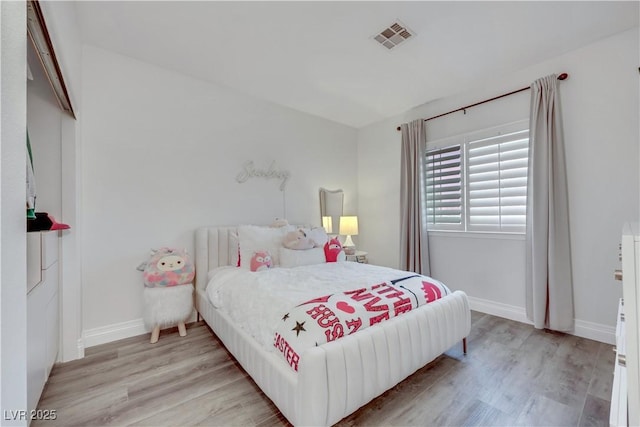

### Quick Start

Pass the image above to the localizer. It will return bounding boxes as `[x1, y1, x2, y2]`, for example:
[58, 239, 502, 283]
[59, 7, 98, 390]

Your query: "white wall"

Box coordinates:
[81, 45, 358, 339]
[0, 1, 28, 423]
[357, 27, 639, 342]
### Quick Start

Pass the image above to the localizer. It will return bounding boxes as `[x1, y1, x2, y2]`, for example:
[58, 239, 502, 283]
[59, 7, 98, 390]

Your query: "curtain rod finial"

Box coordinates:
[558, 73, 568, 80]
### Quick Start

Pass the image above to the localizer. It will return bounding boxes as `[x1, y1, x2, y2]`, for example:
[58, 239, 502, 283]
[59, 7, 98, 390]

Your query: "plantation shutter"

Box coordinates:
[425, 144, 463, 230]
[466, 129, 529, 232]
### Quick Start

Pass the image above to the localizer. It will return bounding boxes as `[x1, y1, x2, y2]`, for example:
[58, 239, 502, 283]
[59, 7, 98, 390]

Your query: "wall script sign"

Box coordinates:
[236, 160, 291, 191]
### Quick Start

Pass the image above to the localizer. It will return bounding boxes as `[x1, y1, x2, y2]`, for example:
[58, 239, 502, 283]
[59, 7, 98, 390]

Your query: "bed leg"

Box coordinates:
[462, 337, 468, 355]
[197, 312, 201, 322]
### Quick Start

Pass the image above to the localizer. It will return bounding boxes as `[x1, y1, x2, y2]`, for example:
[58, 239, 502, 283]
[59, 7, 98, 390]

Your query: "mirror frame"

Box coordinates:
[319, 188, 344, 234]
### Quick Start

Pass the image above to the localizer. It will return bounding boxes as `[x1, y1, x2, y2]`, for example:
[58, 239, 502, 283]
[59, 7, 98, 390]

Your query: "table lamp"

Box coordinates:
[339, 216, 358, 255]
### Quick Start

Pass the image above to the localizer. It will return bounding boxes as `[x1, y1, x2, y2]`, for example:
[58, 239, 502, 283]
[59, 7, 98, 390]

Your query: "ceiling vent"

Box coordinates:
[372, 21, 415, 50]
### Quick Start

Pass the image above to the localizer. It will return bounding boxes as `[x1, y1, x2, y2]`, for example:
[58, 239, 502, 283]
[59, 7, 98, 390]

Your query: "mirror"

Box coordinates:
[319, 188, 343, 234]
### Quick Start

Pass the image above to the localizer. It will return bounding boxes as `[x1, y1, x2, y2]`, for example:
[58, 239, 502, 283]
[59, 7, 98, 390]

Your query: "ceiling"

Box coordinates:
[76, 1, 639, 129]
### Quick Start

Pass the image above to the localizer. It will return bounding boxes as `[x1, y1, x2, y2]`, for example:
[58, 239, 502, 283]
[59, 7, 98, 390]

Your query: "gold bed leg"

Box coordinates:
[463, 337, 468, 354]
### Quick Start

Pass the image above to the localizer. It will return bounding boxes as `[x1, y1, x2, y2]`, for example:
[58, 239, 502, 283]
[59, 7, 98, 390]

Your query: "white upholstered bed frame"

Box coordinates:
[195, 226, 471, 426]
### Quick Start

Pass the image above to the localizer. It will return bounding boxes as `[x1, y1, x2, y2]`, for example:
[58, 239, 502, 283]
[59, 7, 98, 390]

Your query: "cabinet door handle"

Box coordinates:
[614, 269, 623, 281]
[618, 353, 626, 367]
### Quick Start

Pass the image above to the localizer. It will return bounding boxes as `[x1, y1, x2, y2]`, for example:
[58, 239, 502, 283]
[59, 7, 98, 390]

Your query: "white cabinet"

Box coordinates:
[26, 231, 59, 417]
[611, 223, 640, 427]
[612, 299, 628, 427]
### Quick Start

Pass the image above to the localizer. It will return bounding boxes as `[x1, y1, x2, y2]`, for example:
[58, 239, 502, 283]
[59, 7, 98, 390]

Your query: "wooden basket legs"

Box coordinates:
[150, 325, 160, 344]
[178, 321, 187, 337]
[150, 322, 188, 344]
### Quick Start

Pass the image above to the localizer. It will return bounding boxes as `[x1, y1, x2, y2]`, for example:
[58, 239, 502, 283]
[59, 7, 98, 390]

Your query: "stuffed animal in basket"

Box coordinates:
[137, 247, 194, 343]
[137, 247, 195, 288]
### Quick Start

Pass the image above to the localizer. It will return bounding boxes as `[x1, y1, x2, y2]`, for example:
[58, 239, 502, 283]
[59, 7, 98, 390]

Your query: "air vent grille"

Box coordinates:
[372, 21, 415, 50]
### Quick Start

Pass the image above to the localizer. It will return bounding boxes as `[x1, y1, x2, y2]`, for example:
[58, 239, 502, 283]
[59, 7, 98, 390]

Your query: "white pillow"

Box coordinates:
[279, 247, 326, 268]
[238, 225, 293, 270]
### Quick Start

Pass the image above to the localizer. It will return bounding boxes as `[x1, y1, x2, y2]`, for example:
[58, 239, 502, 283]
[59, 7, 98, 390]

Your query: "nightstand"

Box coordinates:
[346, 250, 368, 263]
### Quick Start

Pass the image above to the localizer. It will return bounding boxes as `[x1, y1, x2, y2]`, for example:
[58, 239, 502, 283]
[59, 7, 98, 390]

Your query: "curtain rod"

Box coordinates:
[396, 73, 568, 131]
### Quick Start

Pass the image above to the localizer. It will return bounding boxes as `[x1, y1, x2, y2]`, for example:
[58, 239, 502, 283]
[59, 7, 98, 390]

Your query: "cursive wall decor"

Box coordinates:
[236, 160, 291, 191]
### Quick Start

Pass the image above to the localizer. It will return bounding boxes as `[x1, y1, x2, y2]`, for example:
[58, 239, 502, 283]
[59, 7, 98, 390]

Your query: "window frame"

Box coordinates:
[424, 119, 529, 235]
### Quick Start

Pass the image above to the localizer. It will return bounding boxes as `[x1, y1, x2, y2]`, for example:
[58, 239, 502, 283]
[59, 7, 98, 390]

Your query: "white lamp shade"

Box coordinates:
[322, 216, 333, 234]
[339, 216, 358, 236]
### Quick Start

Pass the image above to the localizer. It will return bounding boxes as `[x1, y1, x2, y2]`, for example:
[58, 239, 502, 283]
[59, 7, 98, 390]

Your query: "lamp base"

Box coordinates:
[343, 234, 356, 254]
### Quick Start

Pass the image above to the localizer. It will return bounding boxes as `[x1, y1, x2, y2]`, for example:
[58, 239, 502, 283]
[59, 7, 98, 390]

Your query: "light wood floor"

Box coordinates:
[35, 311, 613, 426]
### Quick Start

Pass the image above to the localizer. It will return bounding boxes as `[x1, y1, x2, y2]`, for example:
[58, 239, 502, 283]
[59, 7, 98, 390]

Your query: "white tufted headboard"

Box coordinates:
[194, 224, 313, 292]
[194, 226, 238, 291]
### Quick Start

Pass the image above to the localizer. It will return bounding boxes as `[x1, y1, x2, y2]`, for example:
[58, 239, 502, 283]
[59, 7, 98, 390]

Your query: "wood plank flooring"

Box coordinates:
[34, 312, 613, 426]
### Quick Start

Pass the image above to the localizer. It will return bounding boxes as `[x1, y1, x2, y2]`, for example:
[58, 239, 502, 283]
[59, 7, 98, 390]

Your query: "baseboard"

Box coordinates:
[82, 311, 199, 350]
[82, 318, 147, 349]
[574, 319, 616, 345]
[467, 296, 615, 345]
[76, 338, 85, 360]
[467, 296, 531, 324]
[80, 302, 615, 351]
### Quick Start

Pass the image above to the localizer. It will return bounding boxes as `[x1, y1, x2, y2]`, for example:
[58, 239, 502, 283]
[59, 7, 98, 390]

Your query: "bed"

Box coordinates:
[194, 225, 471, 426]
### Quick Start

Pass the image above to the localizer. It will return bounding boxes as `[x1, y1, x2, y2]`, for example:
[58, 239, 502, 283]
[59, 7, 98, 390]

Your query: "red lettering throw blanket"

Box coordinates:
[273, 275, 450, 371]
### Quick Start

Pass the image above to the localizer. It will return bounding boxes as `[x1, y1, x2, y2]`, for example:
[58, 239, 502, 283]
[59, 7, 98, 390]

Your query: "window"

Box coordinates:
[425, 145, 463, 229]
[425, 120, 529, 234]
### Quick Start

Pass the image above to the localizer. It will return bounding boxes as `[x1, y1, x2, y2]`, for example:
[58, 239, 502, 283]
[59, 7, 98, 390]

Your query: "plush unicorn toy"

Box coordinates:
[137, 247, 194, 343]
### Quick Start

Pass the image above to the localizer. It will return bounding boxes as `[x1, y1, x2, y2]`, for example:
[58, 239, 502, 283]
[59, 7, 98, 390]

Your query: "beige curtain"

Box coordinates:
[525, 74, 574, 331]
[400, 119, 430, 275]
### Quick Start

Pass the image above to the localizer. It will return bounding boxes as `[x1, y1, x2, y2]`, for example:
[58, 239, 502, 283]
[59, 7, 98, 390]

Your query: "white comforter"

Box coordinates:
[206, 262, 434, 351]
